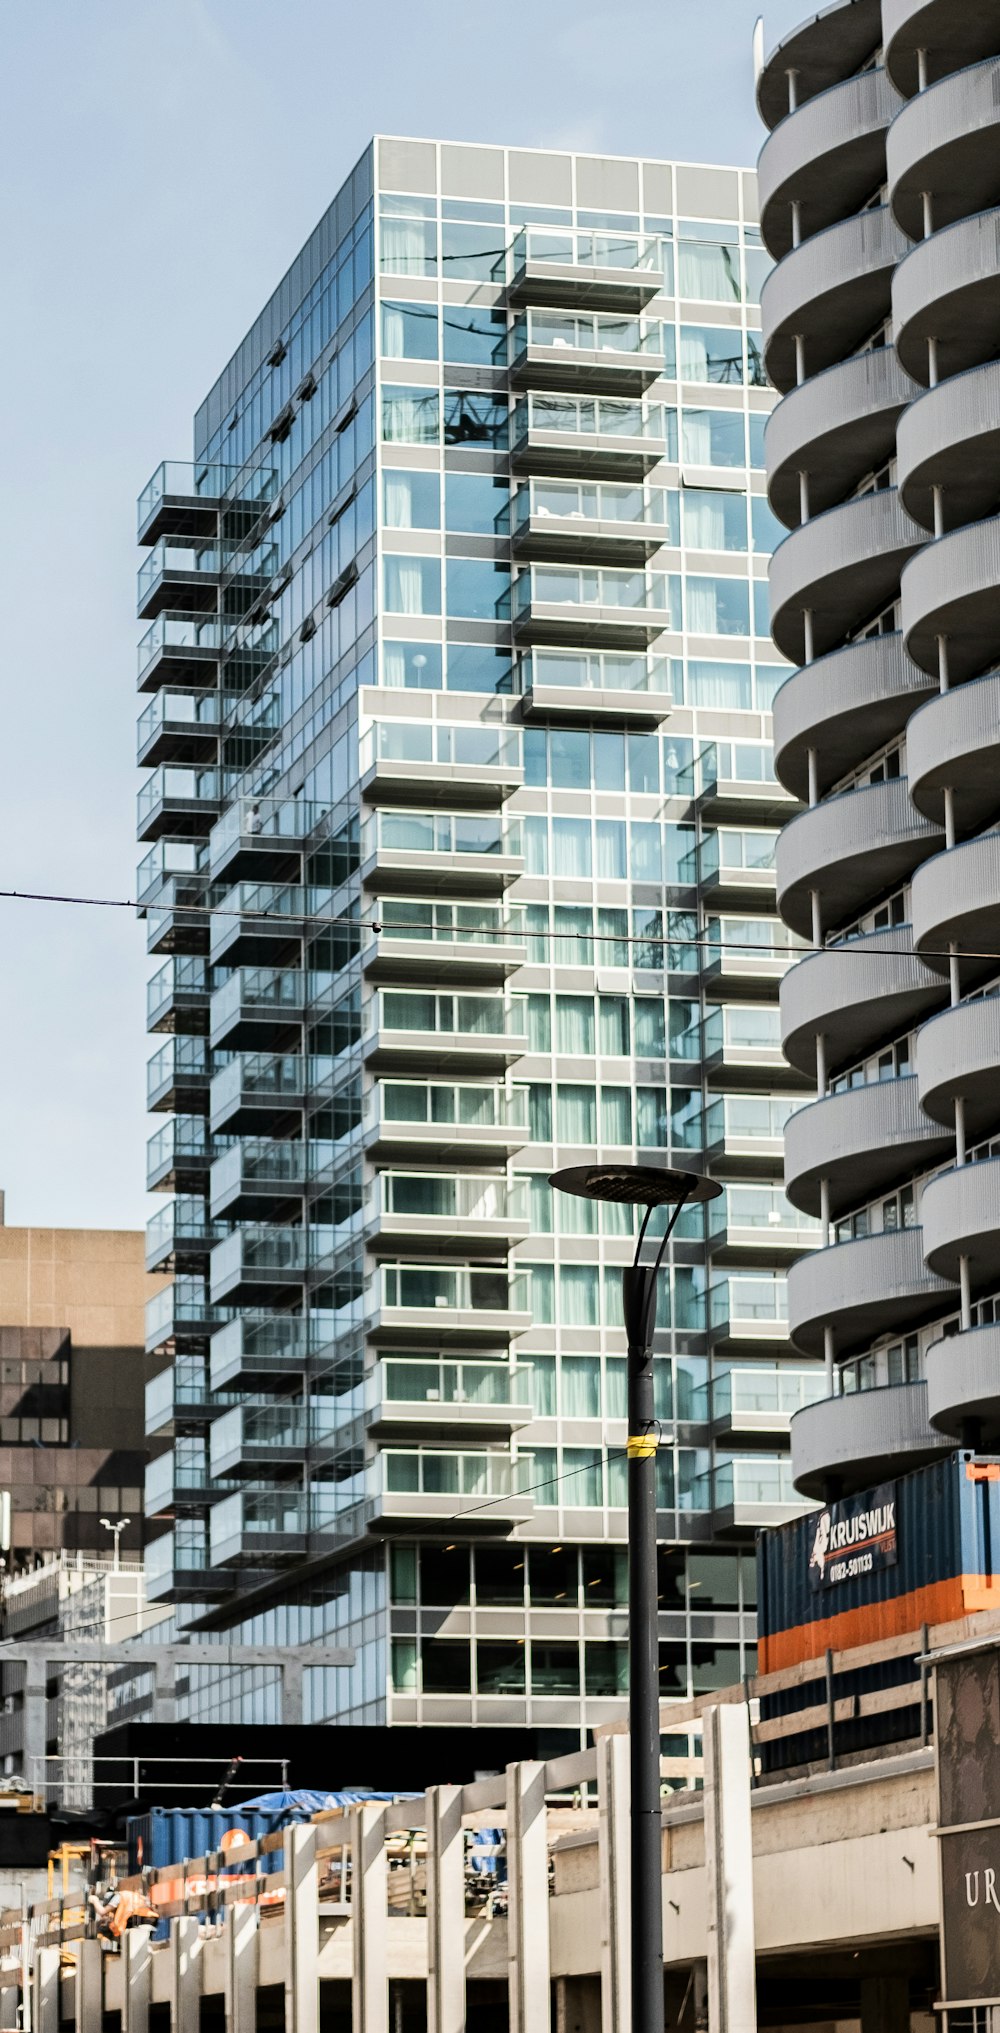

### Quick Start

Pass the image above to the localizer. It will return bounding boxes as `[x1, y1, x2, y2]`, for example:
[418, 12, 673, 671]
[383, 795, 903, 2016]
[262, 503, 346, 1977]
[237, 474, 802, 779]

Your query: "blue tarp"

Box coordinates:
[237, 1787, 419, 1816]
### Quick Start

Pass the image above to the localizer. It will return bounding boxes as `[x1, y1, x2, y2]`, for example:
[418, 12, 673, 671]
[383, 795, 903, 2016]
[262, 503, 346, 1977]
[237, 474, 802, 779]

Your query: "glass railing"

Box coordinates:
[138, 538, 221, 607]
[145, 1279, 230, 1347]
[679, 740, 781, 798]
[513, 477, 674, 532]
[146, 1196, 224, 1259]
[700, 1094, 795, 1144]
[209, 1314, 315, 1374]
[361, 721, 522, 775]
[137, 460, 241, 532]
[137, 689, 222, 753]
[381, 1448, 533, 1499]
[518, 647, 671, 696]
[709, 1275, 789, 1330]
[514, 563, 673, 617]
[377, 1357, 531, 1410]
[703, 917, 805, 967]
[514, 391, 666, 444]
[209, 797, 327, 867]
[210, 882, 315, 957]
[511, 225, 661, 276]
[694, 1368, 826, 1423]
[692, 1456, 802, 1511]
[146, 1036, 209, 1103]
[369, 899, 525, 952]
[138, 765, 221, 828]
[685, 1004, 783, 1060]
[378, 1172, 528, 1225]
[147, 955, 207, 1023]
[137, 612, 230, 683]
[147, 1114, 208, 1173]
[210, 1489, 313, 1560]
[376, 1079, 528, 1133]
[210, 1225, 336, 1283]
[380, 1262, 528, 1315]
[512, 310, 659, 359]
[678, 830, 778, 886]
[146, 1525, 209, 1589]
[136, 840, 206, 907]
[708, 1187, 820, 1237]
[368, 988, 522, 1043]
[364, 810, 521, 862]
[210, 966, 314, 1028]
[145, 1357, 224, 1431]
[209, 1401, 333, 1471]
[210, 1137, 334, 1198]
[209, 1052, 334, 1116]
[146, 1445, 210, 1511]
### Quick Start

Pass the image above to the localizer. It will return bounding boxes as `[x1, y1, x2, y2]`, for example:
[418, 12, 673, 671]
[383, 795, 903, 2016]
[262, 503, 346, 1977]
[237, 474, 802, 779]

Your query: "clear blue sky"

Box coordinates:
[0, 0, 804, 1230]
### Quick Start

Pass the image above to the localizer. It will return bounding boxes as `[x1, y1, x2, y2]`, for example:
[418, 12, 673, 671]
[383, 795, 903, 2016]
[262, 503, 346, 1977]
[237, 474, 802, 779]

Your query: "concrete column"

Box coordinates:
[943, 785, 956, 851]
[0, 1980, 17, 2030]
[22, 1657, 48, 1802]
[225, 1896, 257, 2033]
[151, 1653, 175, 1727]
[798, 469, 809, 522]
[791, 203, 802, 252]
[802, 608, 814, 664]
[170, 1914, 201, 2033]
[283, 1657, 305, 1726]
[928, 336, 939, 387]
[597, 1731, 630, 2033]
[807, 748, 818, 808]
[810, 891, 822, 949]
[34, 1945, 60, 2033]
[74, 1938, 103, 2033]
[506, 1761, 550, 2033]
[922, 191, 934, 240]
[794, 335, 806, 387]
[122, 1925, 151, 2033]
[285, 1823, 319, 2033]
[352, 1802, 389, 2033]
[703, 1704, 757, 2033]
[425, 1784, 465, 2033]
[860, 1974, 909, 2033]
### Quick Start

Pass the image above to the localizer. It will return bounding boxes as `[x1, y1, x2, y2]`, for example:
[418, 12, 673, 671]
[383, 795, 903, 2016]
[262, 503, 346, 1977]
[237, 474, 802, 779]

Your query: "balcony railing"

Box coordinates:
[694, 1367, 826, 1424]
[677, 829, 777, 888]
[690, 1456, 804, 1512]
[678, 1004, 784, 1062]
[375, 1079, 528, 1136]
[513, 476, 674, 536]
[380, 1261, 528, 1316]
[510, 225, 661, 277]
[364, 989, 525, 1047]
[699, 1094, 795, 1144]
[518, 646, 671, 699]
[375, 1357, 532, 1413]
[137, 460, 242, 539]
[377, 1171, 528, 1226]
[513, 391, 670, 449]
[513, 562, 676, 621]
[360, 721, 522, 778]
[208, 797, 327, 871]
[709, 1275, 790, 1332]
[380, 1447, 533, 1500]
[707, 1186, 821, 1242]
[362, 809, 522, 865]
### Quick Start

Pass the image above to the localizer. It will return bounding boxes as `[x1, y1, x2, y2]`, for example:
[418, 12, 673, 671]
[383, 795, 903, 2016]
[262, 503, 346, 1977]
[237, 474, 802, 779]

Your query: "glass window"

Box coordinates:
[527, 1173, 554, 1233]
[691, 1643, 742, 1693]
[531, 1643, 580, 1694]
[684, 659, 753, 709]
[596, 819, 627, 879]
[634, 999, 666, 1058]
[447, 558, 510, 620]
[600, 1084, 632, 1144]
[382, 385, 440, 444]
[753, 580, 770, 635]
[597, 908, 630, 966]
[391, 1640, 418, 1691]
[528, 1263, 555, 1323]
[549, 727, 592, 790]
[562, 1356, 601, 1419]
[593, 731, 626, 792]
[687, 1551, 739, 1609]
[446, 644, 514, 693]
[627, 733, 660, 794]
[441, 219, 506, 281]
[525, 993, 551, 1051]
[751, 494, 784, 554]
[476, 1546, 527, 1605]
[523, 728, 547, 787]
[421, 1544, 471, 1605]
[583, 1548, 628, 1605]
[553, 904, 593, 965]
[559, 1264, 600, 1327]
[585, 1643, 628, 1696]
[682, 408, 745, 468]
[552, 818, 592, 878]
[658, 1643, 688, 1697]
[631, 820, 663, 882]
[444, 389, 509, 448]
[445, 472, 510, 535]
[556, 1085, 597, 1143]
[636, 1086, 667, 1145]
[748, 413, 767, 468]
[527, 1354, 556, 1417]
[679, 324, 744, 385]
[443, 302, 508, 366]
[381, 300, 439, 360]
[477, 1641, 526, 1693]
[682, 487, 747, 551]
[530, 1545, 578, 1603]
[382, 469, 440, 530]
[677, 232, 742, 303]
[382, 555, 441, 615]
[421, 1641, 472, 1694]
[556, 995, 595, 1055]
[380, 215, 437, 276]
[527, 1084, 552, 1140]
[382, 641, 443, 689]
[391, 1544, 417, 1603]
[599, 996, 630, 1056]
[687, 575, 751, 637]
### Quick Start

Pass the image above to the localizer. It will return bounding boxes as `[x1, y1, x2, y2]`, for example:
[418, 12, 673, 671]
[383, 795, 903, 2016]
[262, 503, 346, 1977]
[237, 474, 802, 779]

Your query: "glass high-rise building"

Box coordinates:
[137, 136, 815, 1735]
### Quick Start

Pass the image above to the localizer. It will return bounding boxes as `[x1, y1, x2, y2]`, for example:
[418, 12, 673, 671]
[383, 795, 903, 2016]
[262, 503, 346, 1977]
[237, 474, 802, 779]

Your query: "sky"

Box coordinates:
[0, 0, 805, 1231]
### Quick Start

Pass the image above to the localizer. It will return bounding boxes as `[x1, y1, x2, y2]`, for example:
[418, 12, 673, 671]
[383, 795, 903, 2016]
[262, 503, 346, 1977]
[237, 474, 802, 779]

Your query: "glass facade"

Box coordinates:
[136, 137, 816, 1735]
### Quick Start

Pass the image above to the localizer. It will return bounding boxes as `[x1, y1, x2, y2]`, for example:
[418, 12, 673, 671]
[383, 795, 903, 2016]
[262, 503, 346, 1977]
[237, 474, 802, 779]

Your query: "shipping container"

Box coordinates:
[756, 1450, 1000, 1774]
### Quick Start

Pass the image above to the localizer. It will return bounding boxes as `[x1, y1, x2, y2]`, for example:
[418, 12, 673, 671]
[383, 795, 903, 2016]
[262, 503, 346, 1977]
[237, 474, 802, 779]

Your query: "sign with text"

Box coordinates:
[937, 1648, 1000, 2008]
[806, 1482, 897, 1591]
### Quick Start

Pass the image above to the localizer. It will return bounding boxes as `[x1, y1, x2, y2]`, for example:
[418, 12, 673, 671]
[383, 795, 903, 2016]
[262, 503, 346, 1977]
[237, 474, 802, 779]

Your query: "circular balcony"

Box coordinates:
[758, 69, 899, 261]
[902, 515, 1000, 681]
[766, 348, 916, 527]
[926, 1323, 1000, 1447]
[921, 1156, 1000, 1287]
[775, 777, 941, 940]
[907, 672, 1000, 832]
[917, 991, 1000, 1138]
[893, 208, 1000, 384]
[772, 635, 933, 801]
[884, 0, 1000, 99]
[888, 58, 1000, 240]
[757, 0, 884, 130]
[788, 1225, 953, 1357]
[761, 206, 910, 394]
[770, 489, 923, 666]
[784, 1075, 953, 1218]
[791, 1379, 947, 1500]
[780, 926, 945, 1079]
[897, 361, 1000, 534]
[912, 834, 1000, 987]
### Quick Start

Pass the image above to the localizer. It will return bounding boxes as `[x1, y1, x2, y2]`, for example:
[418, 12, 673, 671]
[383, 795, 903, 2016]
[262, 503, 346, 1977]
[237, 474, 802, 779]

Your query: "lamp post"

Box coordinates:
[100, 1518, 130, 1572]
[549, 1164, 721, 2033]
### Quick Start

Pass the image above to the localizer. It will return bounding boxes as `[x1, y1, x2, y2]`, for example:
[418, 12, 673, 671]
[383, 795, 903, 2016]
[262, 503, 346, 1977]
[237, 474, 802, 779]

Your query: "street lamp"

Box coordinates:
[549, 1164, 721, 2033]
[100, 1518, 131, 1572]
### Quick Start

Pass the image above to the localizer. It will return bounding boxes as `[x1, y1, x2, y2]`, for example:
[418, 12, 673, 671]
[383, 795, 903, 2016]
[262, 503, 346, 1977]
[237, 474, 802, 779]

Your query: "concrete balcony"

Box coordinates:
[912, 834, 1000, 989]
[926, 1323, 1000, 1447]
[361, 912, 527, 988]
[507, 228, 662, 313]
[756, 0, 883, 130]
[780, 927, 945, 1081]
[888, 57, 1000, 240]
[917, 992, 1000, 1139]
[897, 361, 1000, 534]
[370, 1172, 531, 1255]
[366, 1356, 534, 1442]
[509, 317, 664, 397]
[772, 634, 933, 801]
[364, 1086, 528, 1166]
[209, 1052, 323, 1136]
[372, 1449, 536, 1532]
[360, 813, 523, 898]
[146, 956, 210, 1036]
[907, 672, 1000, 832]
[775, 778, 942, 941]
[209, 968, 309, 1052]
[760, 206, 909, 394]
[766, 347, 916, 526]
[360, 992, 527, 1076]
[369, 1263, 533, 1348]
[511, 568, 673, 652]
[758, 67, 900, 262]
[893, 207, 1000, 384]
[902, 515, 1000, 683]
[690, 1458, 813, 1536]
[208, 1317, 312, 1393]
[770, 489, 923, 667]
[884, 0, 1000, 98]
[209, 1492, 310, 1570]
[920, 1156, 1000, 1288]
[359, 722, 523, 809]
[790, 1379, 947, 1501]
[784, 1075, 953, 1219]
[510, 397, 668, 483]
[697, 1366, 825, 1443]
[787, 1226, 952, 1357]
[209, 884, 310, 970]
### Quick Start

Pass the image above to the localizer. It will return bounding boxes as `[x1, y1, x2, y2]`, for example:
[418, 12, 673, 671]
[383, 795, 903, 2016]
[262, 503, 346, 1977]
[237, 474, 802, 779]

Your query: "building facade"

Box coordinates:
[138, 137, 816, 1733]
[759, 0, 1000, 1497]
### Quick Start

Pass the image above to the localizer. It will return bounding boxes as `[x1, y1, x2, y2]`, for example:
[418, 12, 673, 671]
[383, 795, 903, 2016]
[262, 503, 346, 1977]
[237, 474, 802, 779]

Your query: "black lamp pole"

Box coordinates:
[549, 1165, 720, 2033]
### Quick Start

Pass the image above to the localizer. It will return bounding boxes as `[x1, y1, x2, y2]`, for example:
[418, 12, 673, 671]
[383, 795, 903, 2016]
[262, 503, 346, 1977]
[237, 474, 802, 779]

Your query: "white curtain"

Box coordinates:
[383, 471, 414, 528]
[559, 1267, 600, 1329]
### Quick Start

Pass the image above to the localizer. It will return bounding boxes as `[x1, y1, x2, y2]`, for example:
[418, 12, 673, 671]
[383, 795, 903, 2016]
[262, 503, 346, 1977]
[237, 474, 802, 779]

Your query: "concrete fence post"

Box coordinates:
[285, 1823, 319, 2033]
[33, 1944, 60, 2033]
[351, 1802, 389, 2033]
[170, 1914, 201, 2033]
[597, 1732, 631, 2033]
[704, 1702, 757, 2033]
[506, 1761, 550, 2033]
[122, 1925, 151, 2033]
[426, 1784, 465, 2033]
[225, 1895, 257, 2033]
[74, 1937, 103, 2033]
